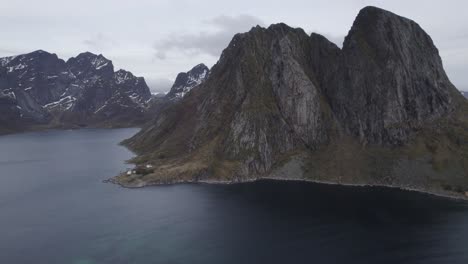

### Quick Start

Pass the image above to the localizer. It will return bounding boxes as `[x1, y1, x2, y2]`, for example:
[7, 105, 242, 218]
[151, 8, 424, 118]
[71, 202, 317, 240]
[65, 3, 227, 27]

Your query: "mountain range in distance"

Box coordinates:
[0, 51, 209, 135]
[111, 6, 468, 199]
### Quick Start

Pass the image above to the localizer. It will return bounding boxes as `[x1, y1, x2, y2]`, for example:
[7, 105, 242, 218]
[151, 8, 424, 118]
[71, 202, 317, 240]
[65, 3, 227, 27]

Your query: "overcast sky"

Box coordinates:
[1, 0, 467, 92]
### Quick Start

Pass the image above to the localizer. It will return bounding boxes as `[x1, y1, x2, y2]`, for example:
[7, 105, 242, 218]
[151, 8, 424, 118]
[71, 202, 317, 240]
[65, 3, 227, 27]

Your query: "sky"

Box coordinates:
[1, 0, 467, 92]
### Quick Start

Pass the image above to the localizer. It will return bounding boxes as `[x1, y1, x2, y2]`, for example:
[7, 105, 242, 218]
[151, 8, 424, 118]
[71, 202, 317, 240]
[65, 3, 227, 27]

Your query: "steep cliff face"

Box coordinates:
[114, 69, 152, 104]
[0, 50, 152, 132]
[330, 6, 456, 145]
[116, 7, 468, 197]
[0, 50, 64, 123]
[124, 24, 341, 178]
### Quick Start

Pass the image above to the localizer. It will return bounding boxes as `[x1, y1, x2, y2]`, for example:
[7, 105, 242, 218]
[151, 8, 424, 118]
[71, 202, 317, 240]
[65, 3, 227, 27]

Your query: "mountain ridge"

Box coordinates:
[0, 50, 152, 134]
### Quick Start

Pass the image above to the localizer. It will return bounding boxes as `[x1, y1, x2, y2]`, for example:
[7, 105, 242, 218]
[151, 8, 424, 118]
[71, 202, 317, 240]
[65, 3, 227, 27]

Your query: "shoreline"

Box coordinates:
[107, 175, 468, 202]
[0, 125, 85, 137]
[0, 125, 142, 137]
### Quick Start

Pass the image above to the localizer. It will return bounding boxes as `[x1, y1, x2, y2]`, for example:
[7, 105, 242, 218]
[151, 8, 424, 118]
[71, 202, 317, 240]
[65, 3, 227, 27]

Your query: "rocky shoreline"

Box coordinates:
[107, 170, 468, 201]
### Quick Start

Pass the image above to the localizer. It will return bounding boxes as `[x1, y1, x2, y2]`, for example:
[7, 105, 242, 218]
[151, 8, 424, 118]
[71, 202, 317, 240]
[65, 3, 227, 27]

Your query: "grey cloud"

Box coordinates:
[0, 47, 27, 57]
[155, 50, 167, 60]
[154, 14, 264, 59]
[83, 33, 117, 50]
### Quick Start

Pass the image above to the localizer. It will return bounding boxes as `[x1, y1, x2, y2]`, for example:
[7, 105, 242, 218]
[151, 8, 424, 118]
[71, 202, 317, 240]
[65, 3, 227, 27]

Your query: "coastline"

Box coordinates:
[0, 125, 142, 137]
[107, 174, 468, 202]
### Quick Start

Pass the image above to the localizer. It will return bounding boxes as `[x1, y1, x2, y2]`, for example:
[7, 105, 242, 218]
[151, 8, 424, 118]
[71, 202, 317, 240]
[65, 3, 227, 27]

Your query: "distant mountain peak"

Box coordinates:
[166, 63, 210, 99]
[0, 50, 151, 128]
[115, 69, 136, 83]
[72, 52, 111, 69]
[30, 49, 49, 55]
[66, 52, 114, 78]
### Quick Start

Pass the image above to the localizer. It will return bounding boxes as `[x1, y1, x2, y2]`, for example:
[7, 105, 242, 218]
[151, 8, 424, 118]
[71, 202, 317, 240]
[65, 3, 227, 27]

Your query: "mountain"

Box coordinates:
[166, 64, 209, 100]
[145, 63, 210, 119]
[114, 6, 468, 198]
[0, 50, 151, 133]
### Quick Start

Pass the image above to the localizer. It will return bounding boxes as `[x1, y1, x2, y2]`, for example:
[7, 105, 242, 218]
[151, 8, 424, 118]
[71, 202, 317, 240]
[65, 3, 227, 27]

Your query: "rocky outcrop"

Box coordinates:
[166, 64, 209, 100]
[115, 6, 468, 197]
[329, 6, 455, 145]
[0, 50, 152, 132]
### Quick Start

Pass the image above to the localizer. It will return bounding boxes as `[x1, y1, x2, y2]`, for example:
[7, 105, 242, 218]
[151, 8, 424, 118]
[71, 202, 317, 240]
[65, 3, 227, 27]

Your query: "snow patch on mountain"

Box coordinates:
[90, 55, 110, 70]
[167, 63, 210, 100]
[7, 64, 27, 73]
[0, 56, 16, 67]
[115, 70, 133, 84]
[44, 96, 76, 110]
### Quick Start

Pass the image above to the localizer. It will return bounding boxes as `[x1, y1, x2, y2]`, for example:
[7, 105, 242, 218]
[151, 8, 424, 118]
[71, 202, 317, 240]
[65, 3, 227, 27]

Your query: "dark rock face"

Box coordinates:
[114, 69, 152, 104]
[166, 64, 209, 100]
[0, 93, 23, 134]
[0, 50, 151, 132]
[91, 91, 148, 127]
[330, 6, 455, 145]
[0, 50, 65, 122]
[118, 6, 468, 196]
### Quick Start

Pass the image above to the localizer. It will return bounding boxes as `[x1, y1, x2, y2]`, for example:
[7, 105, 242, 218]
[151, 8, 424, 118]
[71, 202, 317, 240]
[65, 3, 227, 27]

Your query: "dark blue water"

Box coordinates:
[0, 128, 468, 264]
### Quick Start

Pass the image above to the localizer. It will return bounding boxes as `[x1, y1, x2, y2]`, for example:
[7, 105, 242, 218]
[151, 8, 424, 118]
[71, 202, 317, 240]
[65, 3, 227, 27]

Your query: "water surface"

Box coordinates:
[0, 128, 467, 264]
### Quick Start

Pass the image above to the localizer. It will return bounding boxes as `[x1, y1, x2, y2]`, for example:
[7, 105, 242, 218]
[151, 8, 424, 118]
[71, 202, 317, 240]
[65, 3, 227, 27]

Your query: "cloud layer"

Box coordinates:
[154, 14, 264, 59]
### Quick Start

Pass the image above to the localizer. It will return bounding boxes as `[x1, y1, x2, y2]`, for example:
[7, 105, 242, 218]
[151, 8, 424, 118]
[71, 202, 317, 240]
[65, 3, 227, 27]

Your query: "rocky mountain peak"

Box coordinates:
[67, 52, 114, 78]
[115, 69, 136, 83]
[191, 63, 208, 73]
[267, 23, 306, 35]
[2, 50, 65, 71]
[334, 5, 455, 144]
[113, 69, 152, 103]
[29, 49, 54, 56]
[344, 6, 435, 59]
[166, 63, 209, 99]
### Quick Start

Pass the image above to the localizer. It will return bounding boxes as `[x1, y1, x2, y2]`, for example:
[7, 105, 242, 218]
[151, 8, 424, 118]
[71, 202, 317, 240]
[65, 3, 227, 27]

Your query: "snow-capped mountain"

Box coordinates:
[0, 50, 151, 132]
[166, 64, 209, 99]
